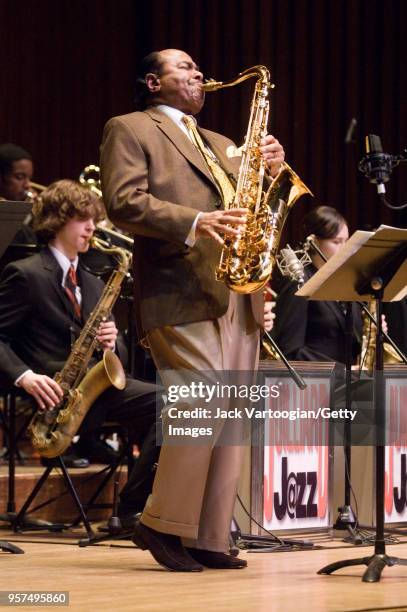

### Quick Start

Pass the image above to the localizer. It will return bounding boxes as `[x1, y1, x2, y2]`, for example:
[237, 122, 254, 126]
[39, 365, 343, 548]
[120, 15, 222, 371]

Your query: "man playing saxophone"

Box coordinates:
[100, 48, 285, 571]
[0, 180, 161, 522]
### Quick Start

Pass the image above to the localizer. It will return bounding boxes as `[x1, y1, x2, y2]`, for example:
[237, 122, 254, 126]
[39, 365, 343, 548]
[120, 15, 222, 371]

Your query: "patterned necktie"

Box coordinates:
[182, 115, 236, 209]
[64, 265, 81, 318]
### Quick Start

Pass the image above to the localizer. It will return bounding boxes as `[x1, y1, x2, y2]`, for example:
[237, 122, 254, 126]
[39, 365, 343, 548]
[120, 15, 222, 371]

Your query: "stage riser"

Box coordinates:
[0, 467, 127, 522]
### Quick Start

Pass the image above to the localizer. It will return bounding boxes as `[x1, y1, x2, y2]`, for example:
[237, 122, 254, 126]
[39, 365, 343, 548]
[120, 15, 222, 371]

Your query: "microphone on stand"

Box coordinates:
[358, 134, 403, 196]
[358, 133, 407, 210]
[276, 244, 312, 286]
[303, 234, 327, 262]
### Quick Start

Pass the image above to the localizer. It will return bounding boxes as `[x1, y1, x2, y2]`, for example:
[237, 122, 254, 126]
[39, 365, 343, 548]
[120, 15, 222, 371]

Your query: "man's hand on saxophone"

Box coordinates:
[18, 372, 64, 410]
[18, 317, 121, 408]
[196, 136, 286, 245]
[260, 135, 285, 177]
[196, 209, 247, 245]
[96, 318, 119, 351]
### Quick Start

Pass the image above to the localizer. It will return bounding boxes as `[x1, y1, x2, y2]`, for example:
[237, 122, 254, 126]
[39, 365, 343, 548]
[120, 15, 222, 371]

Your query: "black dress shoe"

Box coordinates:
[41, 454, 90, 468]
[132, 521, 203, 572]
[186, 548, 248, 569]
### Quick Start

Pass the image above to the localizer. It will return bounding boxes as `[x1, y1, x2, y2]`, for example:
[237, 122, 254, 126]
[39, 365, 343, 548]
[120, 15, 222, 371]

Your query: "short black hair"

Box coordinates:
[0, 143, 32, 177]
[134, 51, 164, 111]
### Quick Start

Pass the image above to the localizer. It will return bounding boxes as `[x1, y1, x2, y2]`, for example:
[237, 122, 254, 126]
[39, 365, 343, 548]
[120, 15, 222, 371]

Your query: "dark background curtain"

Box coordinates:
[1, 0, 406, 243]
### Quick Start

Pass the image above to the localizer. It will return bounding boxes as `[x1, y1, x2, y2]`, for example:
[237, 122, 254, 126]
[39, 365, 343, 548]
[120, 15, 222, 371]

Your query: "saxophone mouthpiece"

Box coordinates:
[202, 79, 223, 92]
[90, 235, 110, 249]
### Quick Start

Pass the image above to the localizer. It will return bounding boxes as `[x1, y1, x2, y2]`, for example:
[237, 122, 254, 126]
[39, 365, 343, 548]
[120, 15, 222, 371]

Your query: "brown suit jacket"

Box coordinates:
[100, 106, 263, 336]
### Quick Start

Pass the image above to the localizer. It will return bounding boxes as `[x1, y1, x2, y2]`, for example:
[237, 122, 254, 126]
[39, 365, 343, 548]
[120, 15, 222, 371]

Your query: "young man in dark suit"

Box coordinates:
[0, 179, 161, 523]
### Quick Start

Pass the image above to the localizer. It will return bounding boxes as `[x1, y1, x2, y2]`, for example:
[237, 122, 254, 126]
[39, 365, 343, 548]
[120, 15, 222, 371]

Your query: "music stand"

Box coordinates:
[0, 201, 32, 258]
[298, 225, 407, 582]
[333, 303, 364, 542]
[0, 540, 23, 554]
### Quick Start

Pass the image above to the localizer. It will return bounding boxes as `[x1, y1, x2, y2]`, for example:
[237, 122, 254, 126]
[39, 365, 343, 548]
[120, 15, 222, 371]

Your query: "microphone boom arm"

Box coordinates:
[263, 331, 307, 390]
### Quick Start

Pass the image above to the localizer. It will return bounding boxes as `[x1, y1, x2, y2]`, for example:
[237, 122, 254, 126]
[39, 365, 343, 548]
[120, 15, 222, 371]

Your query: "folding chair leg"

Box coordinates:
[57, 458, 95, 541]
[13, 466, 53, 531]
[14, 458, 96, 537]
[7, 391, 16, 513]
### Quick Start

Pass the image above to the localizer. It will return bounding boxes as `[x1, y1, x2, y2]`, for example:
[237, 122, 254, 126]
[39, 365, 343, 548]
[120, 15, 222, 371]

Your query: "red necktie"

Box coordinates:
[64, 265, 81, 318]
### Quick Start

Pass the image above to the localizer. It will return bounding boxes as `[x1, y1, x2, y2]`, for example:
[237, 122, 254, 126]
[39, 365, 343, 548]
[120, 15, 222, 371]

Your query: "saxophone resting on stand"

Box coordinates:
[359, 301, 402, 373]
[202, 65, 313, 294]
[29, 238, 132, 458]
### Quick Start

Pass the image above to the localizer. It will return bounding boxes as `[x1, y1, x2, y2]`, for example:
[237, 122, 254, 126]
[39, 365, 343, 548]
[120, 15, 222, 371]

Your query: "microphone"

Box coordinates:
[358, 134, 400, 194]
[345, 117, 357, 144]
[304, 234, 316, 247]
[276, 245, 312, 286]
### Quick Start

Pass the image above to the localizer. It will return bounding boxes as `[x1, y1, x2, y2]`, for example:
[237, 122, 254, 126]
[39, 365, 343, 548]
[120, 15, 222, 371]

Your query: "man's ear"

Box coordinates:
[145, 72, 161, 93]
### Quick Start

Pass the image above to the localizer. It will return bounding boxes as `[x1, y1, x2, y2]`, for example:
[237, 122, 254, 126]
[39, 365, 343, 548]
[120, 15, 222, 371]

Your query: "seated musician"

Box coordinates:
[0, 142, 38, 245]
[0, 143, 33, 202]
[0, 179, 161, 526]
[272, 205, 362, 364]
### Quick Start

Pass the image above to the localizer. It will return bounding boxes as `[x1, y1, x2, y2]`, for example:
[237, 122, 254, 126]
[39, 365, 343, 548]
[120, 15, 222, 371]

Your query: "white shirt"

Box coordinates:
[49, 245, 82, 305]
[15, 246, 81, 386]
[155, 104, 192, 138]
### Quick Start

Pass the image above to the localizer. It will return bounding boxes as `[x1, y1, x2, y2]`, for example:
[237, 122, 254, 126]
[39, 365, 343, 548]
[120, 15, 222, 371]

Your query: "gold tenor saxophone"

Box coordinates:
[359, 301, 402, 373]
[202, 65, 313, 293]
[29, 237, 131, 458]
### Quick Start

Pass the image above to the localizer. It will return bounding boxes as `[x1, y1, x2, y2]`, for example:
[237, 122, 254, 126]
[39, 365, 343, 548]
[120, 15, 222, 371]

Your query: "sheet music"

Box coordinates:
[296, 225, 407, 302]
[0, 201, 33, 258]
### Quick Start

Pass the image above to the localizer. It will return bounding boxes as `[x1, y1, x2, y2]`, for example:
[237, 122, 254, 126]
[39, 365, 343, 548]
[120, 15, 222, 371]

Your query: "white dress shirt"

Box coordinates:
[15, 246, 81, 386]
[49, 245, 82, 305]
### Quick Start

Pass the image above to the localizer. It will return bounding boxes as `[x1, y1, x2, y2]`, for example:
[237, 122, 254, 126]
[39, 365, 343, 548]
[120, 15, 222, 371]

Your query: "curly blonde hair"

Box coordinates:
[33, 179, 104, 242]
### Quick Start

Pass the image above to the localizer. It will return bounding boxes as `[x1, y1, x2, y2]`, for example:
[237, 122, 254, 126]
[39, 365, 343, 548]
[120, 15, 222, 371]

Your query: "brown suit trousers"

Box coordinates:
[141, 293, 259, 552]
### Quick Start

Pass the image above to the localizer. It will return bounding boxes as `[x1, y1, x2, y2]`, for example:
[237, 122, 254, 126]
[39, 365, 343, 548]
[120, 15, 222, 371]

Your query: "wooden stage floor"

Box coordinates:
[2, 530, 407, 611]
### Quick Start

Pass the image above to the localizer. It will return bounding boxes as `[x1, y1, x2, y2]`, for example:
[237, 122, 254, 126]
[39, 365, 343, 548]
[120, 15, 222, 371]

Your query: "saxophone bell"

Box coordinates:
[358, 301, 403, 373]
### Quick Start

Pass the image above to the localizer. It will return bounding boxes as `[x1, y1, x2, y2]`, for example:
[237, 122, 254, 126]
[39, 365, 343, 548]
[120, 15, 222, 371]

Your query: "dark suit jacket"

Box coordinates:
[272, 265, 362, 364]
[0, 247, 107, 384]
[100, 106, 263, 336]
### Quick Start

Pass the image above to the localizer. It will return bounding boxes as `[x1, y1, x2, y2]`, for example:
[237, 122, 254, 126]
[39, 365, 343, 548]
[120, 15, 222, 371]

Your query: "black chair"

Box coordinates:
[0, 385, 34, 517]
[12, 420, 135, 544]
